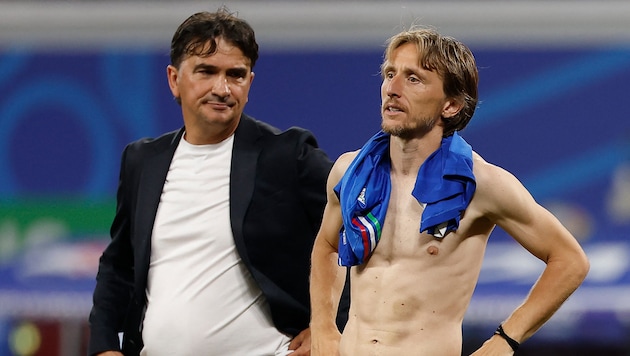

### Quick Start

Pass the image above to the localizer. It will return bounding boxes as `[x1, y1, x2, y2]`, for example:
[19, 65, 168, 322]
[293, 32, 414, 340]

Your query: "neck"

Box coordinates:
[389, 130, 443, 176]
[184, 121, 238, 145]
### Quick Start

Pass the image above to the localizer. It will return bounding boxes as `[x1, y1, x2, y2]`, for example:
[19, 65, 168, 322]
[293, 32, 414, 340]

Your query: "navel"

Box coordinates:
[426, 245, 439, 255]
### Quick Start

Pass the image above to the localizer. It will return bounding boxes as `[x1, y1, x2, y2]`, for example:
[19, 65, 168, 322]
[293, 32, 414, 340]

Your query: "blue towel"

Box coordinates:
[334, 130, 476, 266]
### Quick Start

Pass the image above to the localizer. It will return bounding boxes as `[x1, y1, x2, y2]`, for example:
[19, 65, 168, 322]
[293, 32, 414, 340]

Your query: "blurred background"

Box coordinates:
[1, 0, 629, 355]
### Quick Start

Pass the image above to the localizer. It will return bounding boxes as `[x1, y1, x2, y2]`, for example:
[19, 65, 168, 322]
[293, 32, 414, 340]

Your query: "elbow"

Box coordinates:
[550, 247, 590, 288]
[566, 249, 590, 288]
[576, 251, 590, 283]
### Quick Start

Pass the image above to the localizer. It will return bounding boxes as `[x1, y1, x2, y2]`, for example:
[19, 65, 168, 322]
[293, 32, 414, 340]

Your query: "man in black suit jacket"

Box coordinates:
[88, 8, 347, 356]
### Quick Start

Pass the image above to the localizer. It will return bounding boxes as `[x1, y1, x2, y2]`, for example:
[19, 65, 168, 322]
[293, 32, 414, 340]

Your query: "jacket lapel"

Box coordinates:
[134, 129, 183, 292]
[230, 116, 261, 265]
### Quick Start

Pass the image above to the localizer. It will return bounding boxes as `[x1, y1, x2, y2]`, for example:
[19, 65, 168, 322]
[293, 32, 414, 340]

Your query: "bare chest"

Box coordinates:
[370, 181, 458, 262]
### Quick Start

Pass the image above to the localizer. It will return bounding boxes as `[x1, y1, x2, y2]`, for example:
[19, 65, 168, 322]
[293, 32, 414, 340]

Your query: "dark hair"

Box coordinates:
[170, 8, 259, 69]
[382, 27, 479, 136]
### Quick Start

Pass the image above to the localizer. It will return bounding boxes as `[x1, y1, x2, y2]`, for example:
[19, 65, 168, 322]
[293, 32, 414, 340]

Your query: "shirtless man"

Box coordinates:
[309, 28, 589, 356]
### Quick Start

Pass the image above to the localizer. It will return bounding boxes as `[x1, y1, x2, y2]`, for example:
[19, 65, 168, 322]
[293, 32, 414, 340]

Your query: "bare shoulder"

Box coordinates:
[471, 151, 535, 220]
[327, 150, 359, 188]
[334, 150, 359, 170]
[471, 152, 513, 186]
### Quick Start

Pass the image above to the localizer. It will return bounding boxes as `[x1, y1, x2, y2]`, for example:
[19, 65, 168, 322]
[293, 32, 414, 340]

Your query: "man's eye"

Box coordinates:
[230, 71, 248, 79]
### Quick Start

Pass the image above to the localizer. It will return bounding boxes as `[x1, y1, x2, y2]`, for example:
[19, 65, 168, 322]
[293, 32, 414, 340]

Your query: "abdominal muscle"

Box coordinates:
[339, 209, 489, 356]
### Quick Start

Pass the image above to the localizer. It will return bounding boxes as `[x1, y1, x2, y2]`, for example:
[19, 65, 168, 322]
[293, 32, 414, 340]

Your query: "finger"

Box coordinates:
[288, 335, 304, 350]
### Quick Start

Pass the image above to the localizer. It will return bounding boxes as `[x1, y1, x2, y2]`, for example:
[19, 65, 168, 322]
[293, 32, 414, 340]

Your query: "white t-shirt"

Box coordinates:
[141, 135, 291, 356]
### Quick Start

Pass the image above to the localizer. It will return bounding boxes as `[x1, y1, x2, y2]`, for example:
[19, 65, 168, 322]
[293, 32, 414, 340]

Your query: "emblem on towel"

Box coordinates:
[358, 187, 366, 205]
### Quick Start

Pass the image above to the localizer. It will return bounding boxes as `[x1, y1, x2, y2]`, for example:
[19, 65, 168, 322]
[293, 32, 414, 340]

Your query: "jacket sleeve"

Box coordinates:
[87, 145, 136, 355]
[294, 129, 334, 229]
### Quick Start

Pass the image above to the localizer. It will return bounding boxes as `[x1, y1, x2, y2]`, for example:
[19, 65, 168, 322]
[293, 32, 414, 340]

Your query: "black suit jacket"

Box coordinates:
[88, 114, 347, 355]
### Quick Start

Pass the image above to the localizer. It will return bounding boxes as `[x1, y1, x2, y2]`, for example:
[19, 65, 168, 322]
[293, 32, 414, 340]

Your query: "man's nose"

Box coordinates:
[385, 75, 401, 98]
[212, 75, 231, 97]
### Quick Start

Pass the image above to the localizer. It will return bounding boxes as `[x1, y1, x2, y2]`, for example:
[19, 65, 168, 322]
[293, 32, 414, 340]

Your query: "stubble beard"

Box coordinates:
[381, 115, 437, 140]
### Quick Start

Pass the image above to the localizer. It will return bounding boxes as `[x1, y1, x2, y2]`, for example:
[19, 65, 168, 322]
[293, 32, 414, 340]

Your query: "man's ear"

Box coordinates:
[166, 65, 180, 98]
[442, 97, 464, 119]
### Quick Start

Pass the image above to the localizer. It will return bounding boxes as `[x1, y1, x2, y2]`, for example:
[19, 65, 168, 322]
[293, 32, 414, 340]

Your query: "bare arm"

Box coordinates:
[310, 153, 355, 356]
[472, 158, 590, 354]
